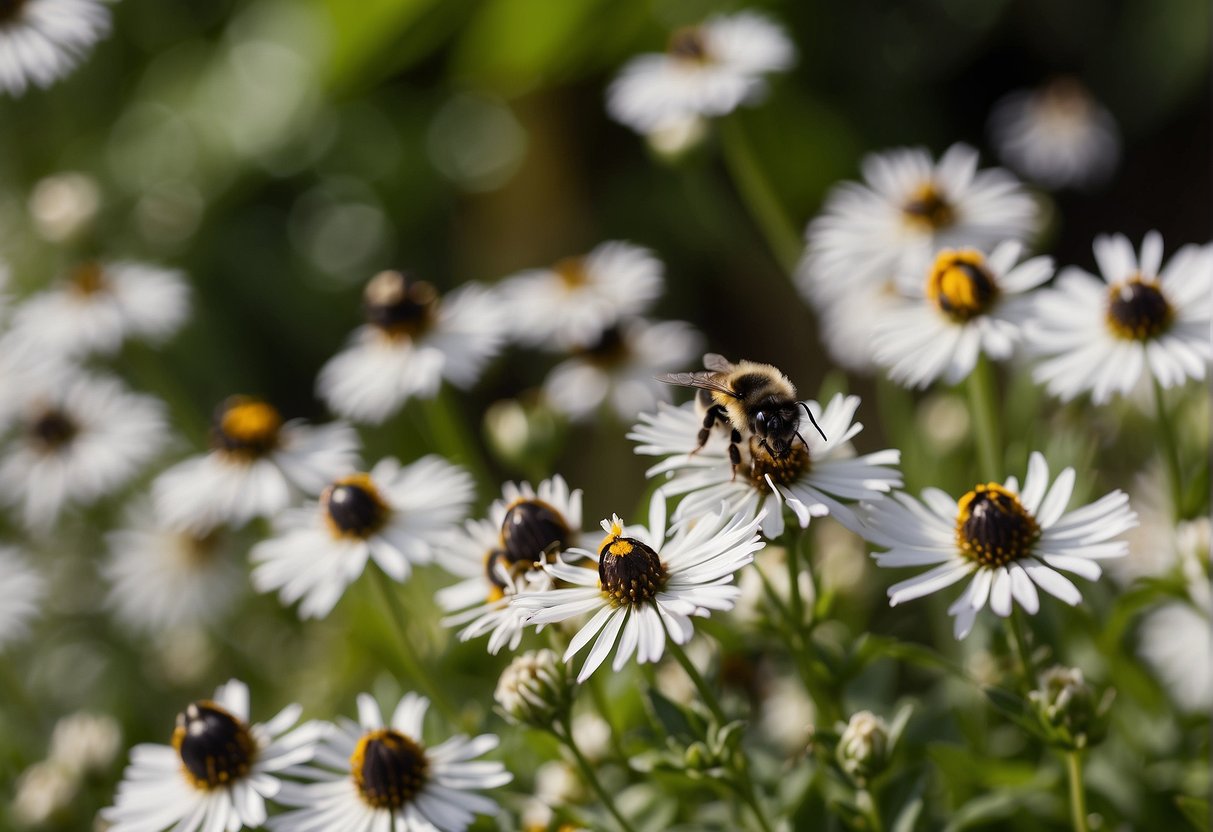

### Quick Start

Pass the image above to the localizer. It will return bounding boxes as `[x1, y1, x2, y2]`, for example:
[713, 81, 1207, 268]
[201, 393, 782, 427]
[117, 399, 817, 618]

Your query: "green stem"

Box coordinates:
[1065, 750, 1090, 832]
[857, 787, 884, 832]
[588, 672, 629, 763]
[737, 779, 777, 832]
[422, 385, 494, 495]
[368, 568, 457, 721]
[786, 528, 806, 628]
[718, 115, 803, 275]
[1152, 378, 1184, 521]
[1005, 611, 1036, 691]
[557, 718, 639, 832]
[965, 355, 1002, 483]
[665, 637, 727, 724]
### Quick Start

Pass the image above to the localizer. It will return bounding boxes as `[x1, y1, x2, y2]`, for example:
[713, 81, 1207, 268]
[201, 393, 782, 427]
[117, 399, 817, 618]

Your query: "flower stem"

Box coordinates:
[665, 637, 727, 724]
[557, 718, 639, 832]
[786, 528, 806, 627]
[1151, 377, 1184, 521]
[857, 787, 884, 832]
[965, 355, 1002, 483]
[718, 115, 803, 275]
[1065, 750, 1091, 832]
[422, 385, 494, 495]
[1005, 610, 1036, 691]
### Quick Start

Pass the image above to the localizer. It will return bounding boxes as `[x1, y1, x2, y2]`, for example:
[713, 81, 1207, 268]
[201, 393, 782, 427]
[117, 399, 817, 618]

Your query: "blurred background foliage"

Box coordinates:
[0, 0, 1209, 829]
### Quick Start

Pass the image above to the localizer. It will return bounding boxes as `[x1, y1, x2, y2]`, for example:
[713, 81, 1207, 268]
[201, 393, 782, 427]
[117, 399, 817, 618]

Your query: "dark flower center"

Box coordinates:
[351, 729, 429, 810]
[1105, 277, 1172, 341]
[323, 474, 390, 538]
[902, 183, 955, 230]
[0, 0, 27, 25]
[927, 250, 1000, 322]
[955, 484, 1041, 568]
[210, 396, 282, 459]
[598, 525, 667, 606]
[68, 261, 107, 295]
[501, 499, 571, 565]
[667, 26, 709, 62]
[363, 270, 439, 339]
[748, 435, 811, 488]
[577, 324, 630, 368]
[30, 409, 77, 450]
[552, 255, 588, 289]
[172, 701, 256, 790]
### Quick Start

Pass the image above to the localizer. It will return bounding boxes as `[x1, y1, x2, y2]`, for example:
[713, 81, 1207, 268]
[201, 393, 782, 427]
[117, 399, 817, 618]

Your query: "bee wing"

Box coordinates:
[655, 371, 738, 398]
[702, 353, 735, 372]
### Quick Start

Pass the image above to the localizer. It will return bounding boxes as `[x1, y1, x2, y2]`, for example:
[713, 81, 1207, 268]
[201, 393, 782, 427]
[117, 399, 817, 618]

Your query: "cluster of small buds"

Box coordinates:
[1028, 665, 1114, 750]
[836, 710, 891, 787]
[495, 648, 576, 728]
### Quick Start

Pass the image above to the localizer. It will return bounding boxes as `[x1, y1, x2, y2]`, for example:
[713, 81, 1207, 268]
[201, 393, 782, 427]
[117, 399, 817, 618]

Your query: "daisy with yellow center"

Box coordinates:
[269, 693, 510, 832]
[1027, 231, 1212, 403]
[860, 452, 1137, 639]
[251, 456, 474, 619]
[872, 241, 1054, 389]
[513, 494, 764, 682]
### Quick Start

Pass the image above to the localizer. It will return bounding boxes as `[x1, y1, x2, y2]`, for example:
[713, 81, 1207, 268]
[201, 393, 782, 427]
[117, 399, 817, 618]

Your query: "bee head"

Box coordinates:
[753, 402, 802, 459]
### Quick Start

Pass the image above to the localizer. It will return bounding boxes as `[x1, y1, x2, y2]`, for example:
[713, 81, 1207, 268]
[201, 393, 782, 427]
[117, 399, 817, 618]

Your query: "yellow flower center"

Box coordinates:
[926, 249, 1000, 322]
[1105, 276, 1172, 341]
[902, 183, 955, 231]
[171, 701, 256, 791]
[322, 474, 390, 539]
[552, 256, 589, 289]
[68, 261, 107, 295]
[597, 521, 667, 607]
[211, 397, 282, 459]
[350, 729, 429, 810]
[667, 26, 710, 63]
[955, 484, 1041, 568]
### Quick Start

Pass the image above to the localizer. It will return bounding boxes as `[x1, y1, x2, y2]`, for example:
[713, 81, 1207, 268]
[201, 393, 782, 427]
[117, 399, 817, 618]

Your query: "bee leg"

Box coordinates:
[691, 405, 727, 456]
[728, 429, 742, 480]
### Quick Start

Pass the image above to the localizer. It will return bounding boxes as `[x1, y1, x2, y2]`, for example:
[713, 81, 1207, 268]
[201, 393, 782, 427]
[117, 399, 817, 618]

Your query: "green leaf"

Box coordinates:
[645, 687, 704, 742]
[1176, 795, 1211, 830]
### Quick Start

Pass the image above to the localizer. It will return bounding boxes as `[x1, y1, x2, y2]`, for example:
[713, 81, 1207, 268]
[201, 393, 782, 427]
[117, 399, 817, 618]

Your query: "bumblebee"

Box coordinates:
[657, 353, 826, 469]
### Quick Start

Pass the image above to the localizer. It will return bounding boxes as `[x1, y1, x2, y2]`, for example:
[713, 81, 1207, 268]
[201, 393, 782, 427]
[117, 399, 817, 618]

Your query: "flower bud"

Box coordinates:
[836, 710, 890, 786]
[494, 648, 574, 728]
[1029, 665, 1113, 749]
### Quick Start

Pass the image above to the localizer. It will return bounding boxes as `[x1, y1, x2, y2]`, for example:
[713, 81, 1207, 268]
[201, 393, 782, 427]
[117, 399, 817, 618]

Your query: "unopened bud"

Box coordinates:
[495, 648, 574, 728]
[837, 710, 890, 786]
[1029, 665, 1112, 749]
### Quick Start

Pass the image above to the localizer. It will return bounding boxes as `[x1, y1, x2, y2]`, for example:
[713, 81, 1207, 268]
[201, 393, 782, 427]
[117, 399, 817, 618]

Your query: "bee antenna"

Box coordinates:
[797, 401, 828, 441]
[794, 430, 809, 449]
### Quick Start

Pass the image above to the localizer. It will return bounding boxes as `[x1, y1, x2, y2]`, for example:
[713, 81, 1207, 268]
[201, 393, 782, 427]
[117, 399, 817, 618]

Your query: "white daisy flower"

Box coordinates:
[6, 260, 190, 359]
[872, 241, 1054, 388]
[0, 0, 111, 96]
[251, 456, 473, 619]
[0, 373, 168, 531]
[0, 547, 45, 649]
[103, 503, 242, 635]
[861, 451, 1138, 639]
[607, 12, 795, 134]
[269, 692, 511, 832]
[629, 394, 901, 537]
[317, 271, 505, 425]
[1027, 232, 1212, 403]
[498, 241, 663, 350]
[152, 396, 360, 534]
[798, 144, 1039, 369]
[103, 679, 324, 832]
[513, 497, 765, 682]
[436, 475, 592, 654]
[542, 318, 704, 422]
[1138, 600, 1212, 714]
[989, 78, 1120, 190]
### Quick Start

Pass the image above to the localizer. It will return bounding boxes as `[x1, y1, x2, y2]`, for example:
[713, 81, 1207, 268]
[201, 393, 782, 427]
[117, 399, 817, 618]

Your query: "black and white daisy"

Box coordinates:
[861, 452, 1137, 638]
[0, 373, 168, 531]
[269, 692, 511, 832]
[513, 497, 765, 682]
[103, 679, 323, 832]
[435, 475, 592, 654]
[629, 394, 901, 537]
[0, 546, 44, 649]
[1027, 232, 1212, 403]
[251, 456, 474, 619]
[0, 0, 111, 96]
[152, 396, 360, 534]
[317, 271, 505, 425]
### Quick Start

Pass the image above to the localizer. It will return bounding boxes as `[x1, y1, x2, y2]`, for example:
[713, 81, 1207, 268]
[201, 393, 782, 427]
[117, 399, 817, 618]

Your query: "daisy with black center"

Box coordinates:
[872, 241, 1055, 388]
[860, 452, 1137, 639]
[607, 12, 795, 136]
[1027, 231, 1212, 403]
[436, 475, 592, 654]
[152, 395, 360, 534]
[0, 546, 44, 650]
[316, 270, 505, 425]
[0, 373, 169, 532]
[103, 679, 323, 832]
[268, 692, 511, 832]
[0, 0, 111, 96]
[251, 456, 474, 619]
[629, 393, 901, 537]
[513, 495, 764, 682]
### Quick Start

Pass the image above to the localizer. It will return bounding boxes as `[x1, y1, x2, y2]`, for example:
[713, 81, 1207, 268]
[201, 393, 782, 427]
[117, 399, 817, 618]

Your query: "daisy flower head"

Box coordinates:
[861, 451, 1138, 639]
[499, 241, 664, 350]
[252, 455, 474, 619]
[104, 678, 323, 832]
[103, 502, 242, 635]
[0, 372, 168, 532]
[270, 692, 511, 832]
[0, 0, 111, 96]
[317, 270, 505, 425]
[152, 395, 360, 534]
[436, 475, 591, 654]
[0, 547, 45, 649]
[630, 392, 901, 537]
[607, 11, 795, 135]
[1028, 231, 1212, 403]
[872, 241, 1054, 388]
[514, 495, 765, 682]
[799, 143, 1039, 318]
[542, 318, 704, 422]
[989, 78, 1121, 190]
[6, 260, 190, 360]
